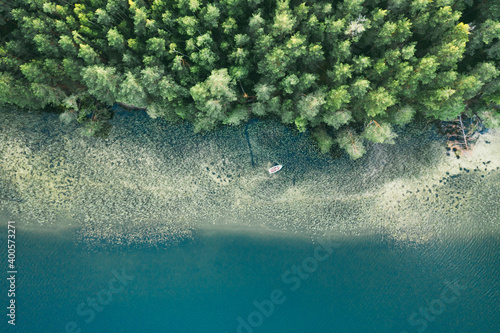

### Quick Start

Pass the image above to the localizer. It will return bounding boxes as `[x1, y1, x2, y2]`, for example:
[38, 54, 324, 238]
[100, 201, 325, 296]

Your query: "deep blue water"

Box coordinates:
[1, 227, 499, 333]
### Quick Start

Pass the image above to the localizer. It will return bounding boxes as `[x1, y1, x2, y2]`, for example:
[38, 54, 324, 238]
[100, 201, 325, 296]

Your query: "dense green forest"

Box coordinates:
[1, 0, 499, 158]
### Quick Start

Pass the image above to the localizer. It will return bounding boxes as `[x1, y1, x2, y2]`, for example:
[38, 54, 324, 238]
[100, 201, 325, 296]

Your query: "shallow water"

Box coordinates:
[0, 108, 499, 332]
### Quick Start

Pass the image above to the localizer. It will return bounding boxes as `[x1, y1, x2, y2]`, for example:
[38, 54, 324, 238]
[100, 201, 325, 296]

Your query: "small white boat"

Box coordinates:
[268, 164, 283, 174]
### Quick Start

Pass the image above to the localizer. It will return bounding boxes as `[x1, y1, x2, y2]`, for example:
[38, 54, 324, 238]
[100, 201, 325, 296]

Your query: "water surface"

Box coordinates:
[0, 225, 498, 333]
[0, 108, 499, 332]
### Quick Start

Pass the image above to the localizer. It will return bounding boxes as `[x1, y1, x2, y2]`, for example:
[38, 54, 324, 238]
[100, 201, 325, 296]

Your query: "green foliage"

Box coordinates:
[81, 120, 106, 136]
[362, 121, 397, 144]
[297, 91, 326, 121]
[190, 68, 237, 125]
[364, 88, 396, 117]
[1, 0, 499, 158]
[477, 109, 500, 129]
[294, 116, 308, 132]
[326, 86, 351, 112]
[78, 44, 100, 64]
[393, 105, 415, 126]
[82, 65, 120, 104]
[223, 105, 250, 126]
[255, 84, 276, 102]
[336, 129, 366, 160]
[118, 71, 146, 106]
[202, 4, 220, 28]
[324, 109, 352, 129]
[350, 79, 370, 97]
[30, 83, 65, 107]
[313, 128, 334, 153]
[107, 27, 125, 50]
[272, 0, 296, 36]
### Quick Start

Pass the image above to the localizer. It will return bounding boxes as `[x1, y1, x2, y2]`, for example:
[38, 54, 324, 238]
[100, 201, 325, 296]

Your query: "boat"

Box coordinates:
[268, 164, 283, 174]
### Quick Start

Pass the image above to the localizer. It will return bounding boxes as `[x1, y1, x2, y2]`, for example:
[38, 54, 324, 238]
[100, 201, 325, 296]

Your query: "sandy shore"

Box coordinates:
[1, 108, 499, 246]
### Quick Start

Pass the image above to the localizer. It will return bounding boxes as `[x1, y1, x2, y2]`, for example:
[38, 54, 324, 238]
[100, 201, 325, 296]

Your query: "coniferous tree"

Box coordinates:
[0, 0, 498, 158]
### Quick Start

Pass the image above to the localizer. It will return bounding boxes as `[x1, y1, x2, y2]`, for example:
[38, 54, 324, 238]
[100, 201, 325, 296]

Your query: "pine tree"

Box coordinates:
[336, 129, 366, 160]
[0, 0, 498, 157]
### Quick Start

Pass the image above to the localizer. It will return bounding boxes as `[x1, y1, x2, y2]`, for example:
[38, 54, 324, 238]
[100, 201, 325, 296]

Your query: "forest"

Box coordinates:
[1, 0, 499, 158]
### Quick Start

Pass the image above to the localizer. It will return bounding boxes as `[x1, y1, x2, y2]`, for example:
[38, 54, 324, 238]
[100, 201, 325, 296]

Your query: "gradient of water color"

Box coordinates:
[1, 226, 498, 333]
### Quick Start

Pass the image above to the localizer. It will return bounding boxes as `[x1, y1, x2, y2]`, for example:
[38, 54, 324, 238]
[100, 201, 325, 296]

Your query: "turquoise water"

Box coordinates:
[1, 227, 498, 333]
[1, 109, 499, 333]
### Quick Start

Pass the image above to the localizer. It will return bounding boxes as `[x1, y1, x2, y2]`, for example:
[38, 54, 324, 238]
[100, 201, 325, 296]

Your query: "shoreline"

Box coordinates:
[0, 109, 499, 246]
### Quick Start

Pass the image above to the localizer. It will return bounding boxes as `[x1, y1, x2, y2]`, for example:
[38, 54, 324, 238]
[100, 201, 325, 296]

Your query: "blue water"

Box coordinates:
[1, 227, 499, 333]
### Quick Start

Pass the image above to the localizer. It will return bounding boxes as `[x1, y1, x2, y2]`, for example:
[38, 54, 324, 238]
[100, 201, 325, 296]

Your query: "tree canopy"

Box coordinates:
[1, 0, 499, 158]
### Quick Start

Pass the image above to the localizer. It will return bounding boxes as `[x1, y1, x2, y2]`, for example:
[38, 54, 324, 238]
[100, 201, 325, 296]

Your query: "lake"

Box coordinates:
[1, 225, 498, 333]
[0, 108, 499, 332]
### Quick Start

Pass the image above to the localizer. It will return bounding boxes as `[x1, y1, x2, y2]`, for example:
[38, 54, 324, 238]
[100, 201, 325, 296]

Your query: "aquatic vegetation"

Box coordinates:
[1, 109, 498, 246]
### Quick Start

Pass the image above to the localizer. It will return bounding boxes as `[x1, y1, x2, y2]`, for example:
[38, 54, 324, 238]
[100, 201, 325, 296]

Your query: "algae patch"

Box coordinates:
[1, 109, 499, 246]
